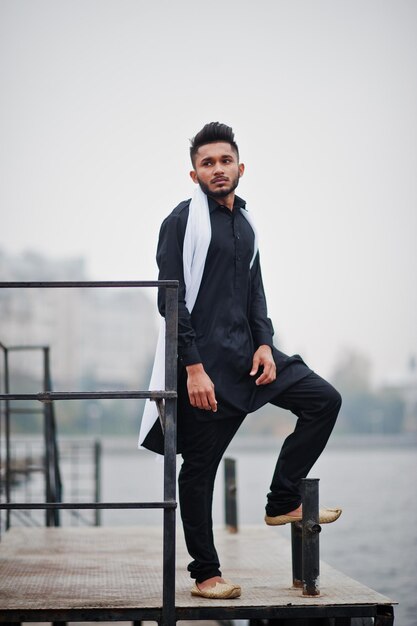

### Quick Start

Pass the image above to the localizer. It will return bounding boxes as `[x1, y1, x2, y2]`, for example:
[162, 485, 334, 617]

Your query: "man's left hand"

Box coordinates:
[250, 345, 276, 386]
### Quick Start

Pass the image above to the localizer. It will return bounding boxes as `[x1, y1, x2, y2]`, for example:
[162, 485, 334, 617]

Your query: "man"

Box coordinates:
[141, 122, 342, 599]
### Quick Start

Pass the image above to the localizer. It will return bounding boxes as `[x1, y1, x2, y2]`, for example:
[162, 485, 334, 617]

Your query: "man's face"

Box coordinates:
[190, 142, 244, 199]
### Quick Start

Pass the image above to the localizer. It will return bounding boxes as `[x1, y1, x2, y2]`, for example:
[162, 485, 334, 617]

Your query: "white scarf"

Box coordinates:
[138, 186, 258, 449]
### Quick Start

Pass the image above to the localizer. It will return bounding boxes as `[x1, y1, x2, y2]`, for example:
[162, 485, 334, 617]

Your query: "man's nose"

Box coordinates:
[213, 162, 224, 174]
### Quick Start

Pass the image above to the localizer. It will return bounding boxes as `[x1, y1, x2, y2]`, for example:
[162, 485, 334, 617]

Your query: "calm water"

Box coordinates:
[100, 435, 417, 626]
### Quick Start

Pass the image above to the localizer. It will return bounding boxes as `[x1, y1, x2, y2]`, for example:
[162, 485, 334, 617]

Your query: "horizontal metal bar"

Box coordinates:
[0, 603, 392, 623]
[177, 604, 389, 620]
[0, 280, 178, 289]
[0, 501, 177, 511]
[0, 390, 177, 401]
[4, 408, 45, 414]
[0, 608, 162, 622]
[1, 345, 48, 351]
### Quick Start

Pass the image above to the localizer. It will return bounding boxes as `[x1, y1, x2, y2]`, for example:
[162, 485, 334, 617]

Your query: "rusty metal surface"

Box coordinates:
[0, 526, 394, 613]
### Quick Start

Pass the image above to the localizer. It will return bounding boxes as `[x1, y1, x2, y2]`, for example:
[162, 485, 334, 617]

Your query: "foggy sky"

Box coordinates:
[1, 0, 416, 386]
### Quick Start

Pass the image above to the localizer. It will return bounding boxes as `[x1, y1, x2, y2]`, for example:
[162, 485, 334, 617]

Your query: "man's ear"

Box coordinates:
[238, 162, 245, 178]
[190, 170, 198, 184]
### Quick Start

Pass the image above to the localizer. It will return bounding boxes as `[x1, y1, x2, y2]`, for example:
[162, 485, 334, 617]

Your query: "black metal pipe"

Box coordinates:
[0, 280, 178, 289]
[6, 408, 44, 414]
[0, 501, 177, 510]
[0, 390, 177, 401]
[50, 404, 63, 525]
[161, 285, 178, 626]
[94, 440, 102, 526]
[43, 348, 53, 527]
[3, 347, 11, 530]
[44, 347, 63, 527]
[301, 478, 321, 596]
[0, 346, 4, 538]
[291, 522, 303, 588]
[4, 345, 49, 351]
[224, 457, 238, 533]
[0, 357, 2, 540]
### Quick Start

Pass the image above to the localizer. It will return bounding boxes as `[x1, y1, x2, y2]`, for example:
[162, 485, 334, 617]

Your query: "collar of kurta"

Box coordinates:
[207, 194, 246, 213]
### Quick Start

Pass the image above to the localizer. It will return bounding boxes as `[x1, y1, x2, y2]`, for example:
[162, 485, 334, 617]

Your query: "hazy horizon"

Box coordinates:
[1, 0, 416, 387]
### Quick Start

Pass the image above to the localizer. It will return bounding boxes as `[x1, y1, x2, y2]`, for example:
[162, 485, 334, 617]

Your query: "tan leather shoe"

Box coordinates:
[191, 580, 241, 599]
[265, 507, 342, 526]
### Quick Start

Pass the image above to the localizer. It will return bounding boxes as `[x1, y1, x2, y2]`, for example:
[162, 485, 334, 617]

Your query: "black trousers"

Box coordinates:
[177, 371, 342, 583]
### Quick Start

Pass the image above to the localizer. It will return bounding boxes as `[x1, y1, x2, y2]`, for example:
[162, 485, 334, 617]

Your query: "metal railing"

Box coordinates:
[0, 280, 178, 626]
[0, 435, 102, 530]
[0, 342, 63, 530]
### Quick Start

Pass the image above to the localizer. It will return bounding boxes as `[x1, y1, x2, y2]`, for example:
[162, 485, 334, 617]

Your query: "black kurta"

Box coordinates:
[156, 194, 312, 422]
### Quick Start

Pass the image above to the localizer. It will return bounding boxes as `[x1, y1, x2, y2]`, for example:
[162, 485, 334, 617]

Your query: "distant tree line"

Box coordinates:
[3, 350, 406, 436]
[332, 351, 405, 434]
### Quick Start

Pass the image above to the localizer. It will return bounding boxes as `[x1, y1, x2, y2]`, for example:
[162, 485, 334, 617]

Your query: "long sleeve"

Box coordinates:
[249, 251, 275, 348]
[156, 209, 202, 366]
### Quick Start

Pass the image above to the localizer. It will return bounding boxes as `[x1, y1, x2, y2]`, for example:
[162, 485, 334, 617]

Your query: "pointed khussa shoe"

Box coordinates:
[265, 507, 342, 526]
[191, 579, 241, 599]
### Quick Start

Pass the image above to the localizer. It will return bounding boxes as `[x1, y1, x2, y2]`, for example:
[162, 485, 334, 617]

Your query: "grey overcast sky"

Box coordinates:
[1, 0, 416, 386]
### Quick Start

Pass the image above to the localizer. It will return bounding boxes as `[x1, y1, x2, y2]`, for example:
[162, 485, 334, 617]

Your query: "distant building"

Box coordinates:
[382, 356, 417, 433]
[0, 249, 158, 391]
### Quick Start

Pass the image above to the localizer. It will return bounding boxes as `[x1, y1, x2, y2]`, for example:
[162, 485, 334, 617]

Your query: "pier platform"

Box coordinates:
[0, 525, 395, 624]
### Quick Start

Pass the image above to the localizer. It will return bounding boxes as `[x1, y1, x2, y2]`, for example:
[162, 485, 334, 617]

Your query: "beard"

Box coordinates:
[197, 173, 240, 199]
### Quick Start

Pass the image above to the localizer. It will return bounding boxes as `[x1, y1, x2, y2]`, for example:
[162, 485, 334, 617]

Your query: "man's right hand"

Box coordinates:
[186, 363, 217, 412]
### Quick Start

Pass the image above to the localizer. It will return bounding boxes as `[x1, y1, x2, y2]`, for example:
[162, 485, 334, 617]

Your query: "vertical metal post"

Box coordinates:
[291, 522, 303, 588]
[43, 348, 53, 527]
[45, 347, 62, 527]
[0, 352, 1, 538]
[94, 440, 101, 526]
[224, 457, 238, 533]
[50, 403, 62, 527]
[161, 284, 177, 626]
[3, 347, 11, 530]
[301, 478, 321, 596]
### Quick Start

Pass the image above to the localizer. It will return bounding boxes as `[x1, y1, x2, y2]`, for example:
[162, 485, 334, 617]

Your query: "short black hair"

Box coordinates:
[190, 122, 239, 166]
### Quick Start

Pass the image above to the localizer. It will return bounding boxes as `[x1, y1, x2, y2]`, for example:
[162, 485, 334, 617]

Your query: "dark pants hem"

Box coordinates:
[178, 370, 341, 580]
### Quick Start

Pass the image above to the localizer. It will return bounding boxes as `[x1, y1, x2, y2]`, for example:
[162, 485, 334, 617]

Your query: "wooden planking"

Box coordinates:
[0, 525, 394, 612]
